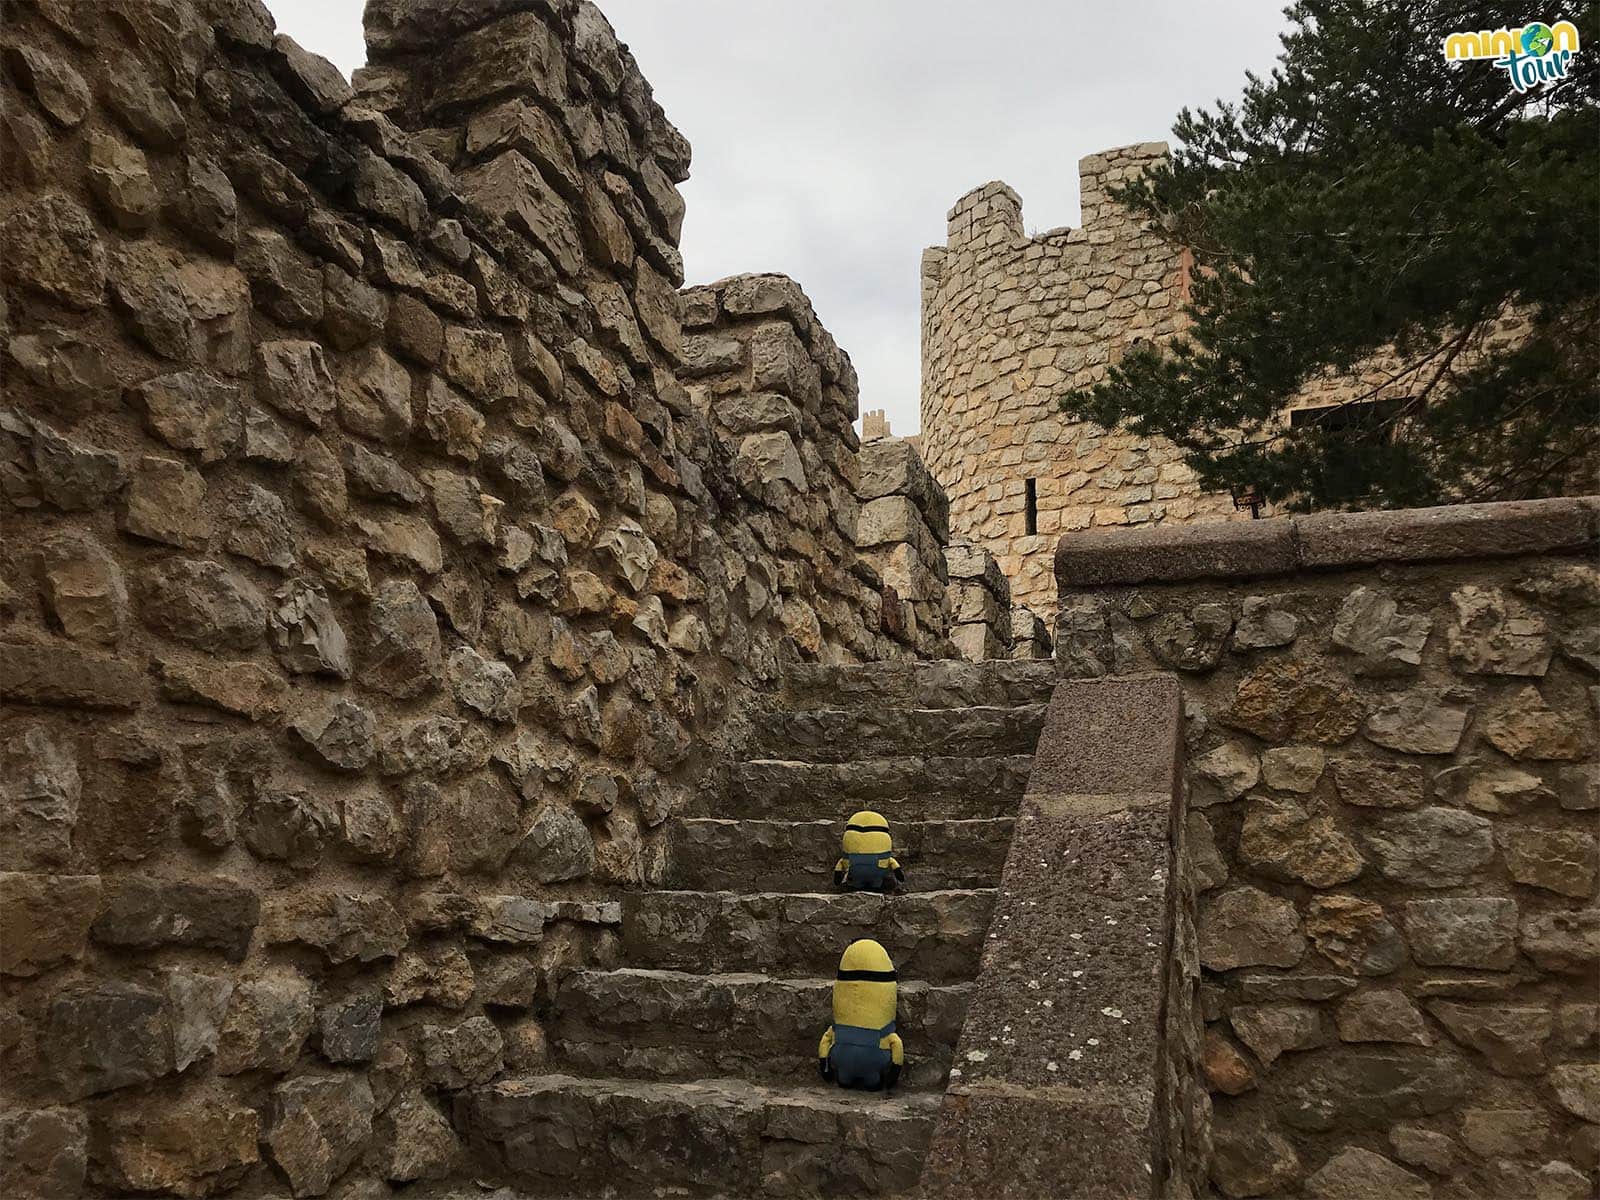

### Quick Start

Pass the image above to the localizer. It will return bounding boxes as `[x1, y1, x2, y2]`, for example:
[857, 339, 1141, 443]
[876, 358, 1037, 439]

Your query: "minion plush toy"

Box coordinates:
[818, 939, 904, 1091]
[832, 810, 905, 893]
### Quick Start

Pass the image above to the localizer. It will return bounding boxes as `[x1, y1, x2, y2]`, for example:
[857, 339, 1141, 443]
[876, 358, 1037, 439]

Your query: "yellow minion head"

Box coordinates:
[832, 938, 897, 1028]
[841, 810, 892, 858]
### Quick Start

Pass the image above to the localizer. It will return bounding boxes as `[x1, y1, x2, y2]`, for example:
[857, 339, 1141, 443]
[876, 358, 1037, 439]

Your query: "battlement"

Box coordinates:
[935, 141, 1170, 267]
[919, 141, 1208, 617]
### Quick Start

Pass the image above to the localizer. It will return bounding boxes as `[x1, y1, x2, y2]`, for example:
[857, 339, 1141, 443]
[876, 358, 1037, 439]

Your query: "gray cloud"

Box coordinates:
[272, 0, 1289, 435]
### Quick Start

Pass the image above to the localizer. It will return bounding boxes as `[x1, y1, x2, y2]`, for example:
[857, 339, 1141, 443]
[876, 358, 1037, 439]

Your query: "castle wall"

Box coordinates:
[0, 1, 934, 1194]
[921, 144, 1240, 619]
[1054, 498, 1600, 1198]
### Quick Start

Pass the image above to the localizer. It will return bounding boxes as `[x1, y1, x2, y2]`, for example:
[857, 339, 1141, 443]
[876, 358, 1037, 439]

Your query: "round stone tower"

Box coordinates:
[919, 143, 1237, 616]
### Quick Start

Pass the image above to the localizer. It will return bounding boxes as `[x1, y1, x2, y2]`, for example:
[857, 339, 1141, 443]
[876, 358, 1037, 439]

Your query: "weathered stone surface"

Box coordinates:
[1460, 1107, 1549, 1157]
[448, 645, 518, 722]
[1230, 1003, 1326, 1065]
[1239, 798, 1364, 887]
[130, 370, 243, 463]
[7, 45, 90, 126]
[1305, 895, 1407, 975]
[1550, 1063, 1600, 1123]
[386, 943, 475, 1009]
[256, 340, 336, 429]
[1234, 595, 1299, 649]
[1363, 691, 1469, 755]
[1200, 886, 1306, 970]
[1330, 756, 1425, 809]
[96, 1088, 259, 1198]
[1210, 1122, 1301, 1197]
[47, 980, 173, 1097]
[1500, 827, 1599, 897]
[1519, 908, 1600, 973]
[270, 580, 352, 678]
[374, 1091, 460, 1183]
[1150, 602, 1231, 671]
[1226, 659, 1364, 744]
[1282, 1052, 1471, 1129]
[9, 327, 114, 417]
[1304, 1148, 1430, 1200]
[1427, 1001, 1552, 1075]
[1261, 745, 1325, 793]
[265, 1073, 376, 1198]
[87, 130, 159, 231]
[1435, 761, 1552, 813]
[0, 642, 145, 710]
[1202, 1029, 1255, 1094]
[241, 231, 323, 328]
[217, 972, 314, 1075]
[164, 967, 233, 1072]
[1363, 807, 1493, 886]
[515, 804, 596, 882]
[1447, 585, 1553, 676]
[1191, 741, 1259, 805]
[1402, 897, 1518, 968]
[0, 872, 100, 976]
[1335, 989, 1430, 1045]
[123, 455, 212, 549]
[140, 557, 267, 652]
[0, 725, 81, 869]
[364, 580, 442, 698]
[288, 697, 376, 771]
[1388, 1124, 1456, 1175]
[318, 992, 382, 1065]
[268, 891, 408, 965]
[93, 876, 259, 959]
[1331, 586, 1432, 676]
[420, 1015, 503, 1088]
[1482, 686, 1595, 761]
[0, 1107, 87, 1199]
[2, 195, 105, 309]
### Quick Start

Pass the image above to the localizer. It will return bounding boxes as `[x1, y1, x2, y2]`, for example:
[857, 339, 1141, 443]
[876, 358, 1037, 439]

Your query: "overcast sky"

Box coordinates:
[271, 0, 1290, 435]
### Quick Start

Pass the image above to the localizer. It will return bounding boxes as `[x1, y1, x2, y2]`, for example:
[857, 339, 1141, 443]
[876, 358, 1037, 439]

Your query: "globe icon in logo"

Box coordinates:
[1521, 22, 1554, 55]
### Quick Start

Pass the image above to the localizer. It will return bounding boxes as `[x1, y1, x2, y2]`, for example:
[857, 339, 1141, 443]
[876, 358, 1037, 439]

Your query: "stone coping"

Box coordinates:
[918, 675, 1187, 1198]
[1054, 496, 1600, 590]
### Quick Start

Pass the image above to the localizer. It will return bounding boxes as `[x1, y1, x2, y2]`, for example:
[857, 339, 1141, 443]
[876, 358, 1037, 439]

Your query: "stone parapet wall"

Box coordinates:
[853, 435, 951, 658]
[679, 271, 902, 663]
[1053, 498, 1600, 1199]
[944, 541, 1010, 662]
[919, 675, 1209, 1199]
[921, 144, 1234, 619]
[0, 2, 934, 1196]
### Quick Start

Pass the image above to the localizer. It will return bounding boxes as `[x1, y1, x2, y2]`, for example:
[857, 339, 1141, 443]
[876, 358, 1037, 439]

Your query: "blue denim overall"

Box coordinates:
[842, 851, 891, 891]
[828, 1021, 896, 1089]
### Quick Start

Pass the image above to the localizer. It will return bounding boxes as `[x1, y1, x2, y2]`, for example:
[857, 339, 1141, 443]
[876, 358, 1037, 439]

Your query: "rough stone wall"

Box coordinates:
[678, 272, 916, 665]
[1054, 499, 1600, 1199]
[944, 541, 1011, 662]
[920, 145, 1232, 619]
[0, 1, 925, 1195]
[855, 435, 951, 658]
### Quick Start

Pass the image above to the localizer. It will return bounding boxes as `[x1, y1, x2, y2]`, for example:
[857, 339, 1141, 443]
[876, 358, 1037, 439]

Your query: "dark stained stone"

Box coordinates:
[93, 876, 260, 960]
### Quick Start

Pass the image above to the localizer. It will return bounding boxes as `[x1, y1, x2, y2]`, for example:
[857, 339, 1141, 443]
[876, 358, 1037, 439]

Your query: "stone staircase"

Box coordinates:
[455, 660, 1058, 1197]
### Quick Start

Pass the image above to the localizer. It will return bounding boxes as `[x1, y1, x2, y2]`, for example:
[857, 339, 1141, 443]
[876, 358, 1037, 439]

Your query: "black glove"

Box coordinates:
[883, 1063, 901, 1091]
[819, 1055, 834, 1082]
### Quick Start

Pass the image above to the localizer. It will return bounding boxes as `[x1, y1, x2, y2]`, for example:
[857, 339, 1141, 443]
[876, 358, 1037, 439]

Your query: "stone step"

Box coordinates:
[546, 968, 968, 1092]
[457, 1074, 939, 1197]
[621, 889, 995, 982]
[745, 704, 1048, 763]
[655, 817, 1013, 892]
[714, 754, 1033, 821]
[779, 659, 1058, 712]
